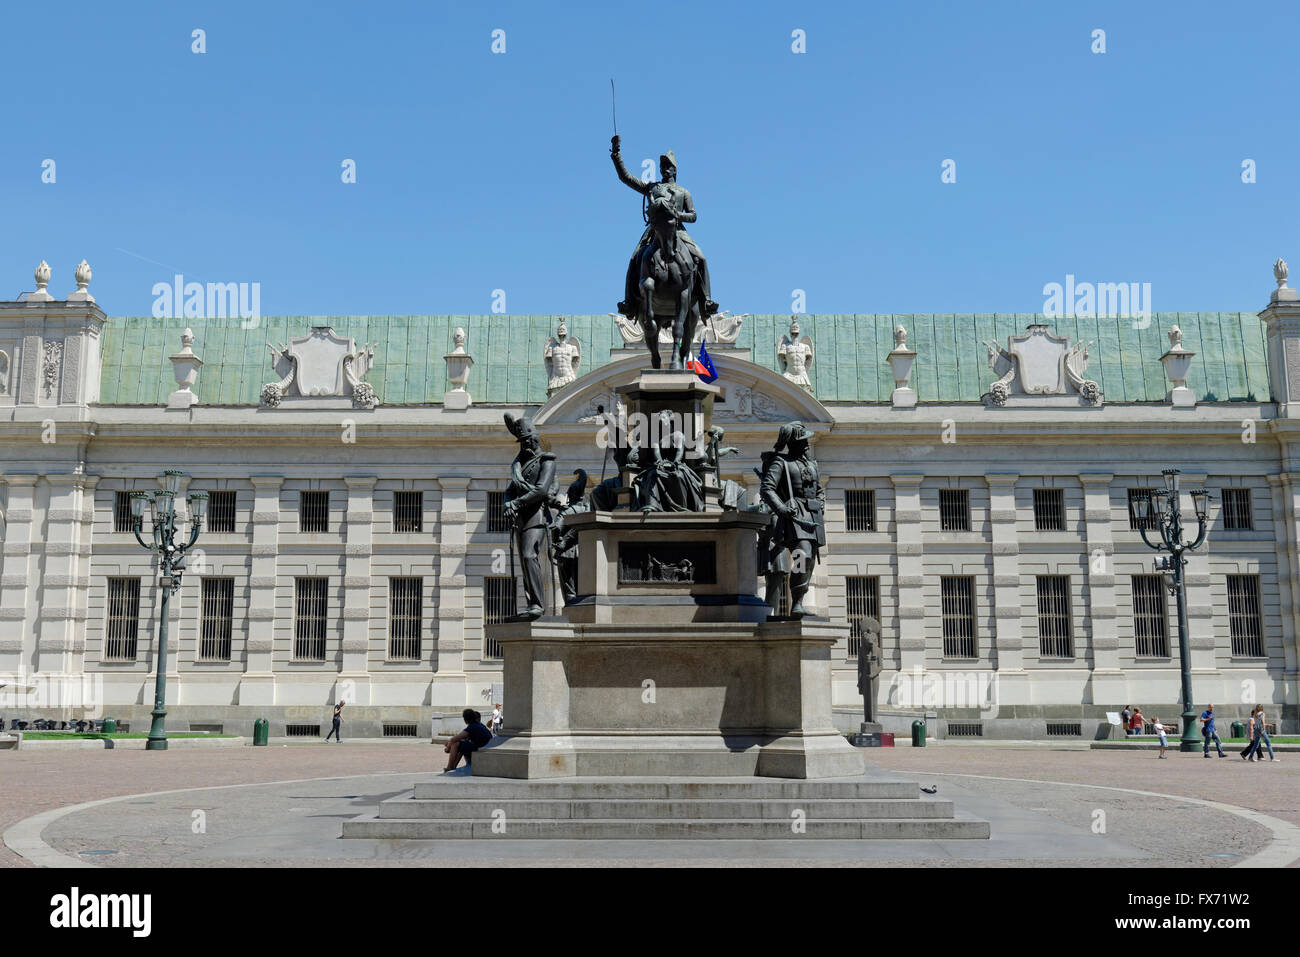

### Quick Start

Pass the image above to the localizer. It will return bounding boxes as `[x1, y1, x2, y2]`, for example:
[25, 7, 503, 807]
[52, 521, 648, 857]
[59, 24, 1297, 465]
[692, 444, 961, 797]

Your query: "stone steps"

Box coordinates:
[342, 777, 991, 841]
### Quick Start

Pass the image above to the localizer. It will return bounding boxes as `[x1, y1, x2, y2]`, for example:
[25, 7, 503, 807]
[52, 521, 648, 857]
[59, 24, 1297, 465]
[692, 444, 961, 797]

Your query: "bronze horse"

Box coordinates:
[636, 196, 704, 371]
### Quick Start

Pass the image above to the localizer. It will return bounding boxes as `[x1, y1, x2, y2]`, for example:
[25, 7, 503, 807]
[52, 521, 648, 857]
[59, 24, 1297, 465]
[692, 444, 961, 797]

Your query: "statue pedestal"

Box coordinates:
[472, 614, 863, 779]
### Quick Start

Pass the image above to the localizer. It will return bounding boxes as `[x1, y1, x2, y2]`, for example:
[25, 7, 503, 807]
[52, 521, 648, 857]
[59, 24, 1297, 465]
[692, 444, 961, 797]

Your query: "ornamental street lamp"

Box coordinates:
[130, 471, 208, 751]
[1129, 469, 1211, 753]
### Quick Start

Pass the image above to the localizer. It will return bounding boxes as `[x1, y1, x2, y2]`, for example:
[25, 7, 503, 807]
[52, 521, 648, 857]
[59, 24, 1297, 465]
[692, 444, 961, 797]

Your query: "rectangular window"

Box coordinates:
[938, 489, 970, 531]
[299, 490, 329, 533]
[199, 578, 235, 661]
[206, 490, 237, 534]
[1036, 575, 1073, 658]
[1128, 488, 1158, 531]
[113, 491, 135, 533]
[845, 576, 880, 659]
[393, 491, 423, 533]
[483, 576, 517, 658]
[1132, 575, 1169, 657]
[294, 578, 329, 660]
[389, 577, 423, 659]
[1032, 488, 1065, 531]
[1227, 574, 1263, 657]
[1221, 488, 1252, 531]
[940, 576, 977, 658]
[845, 490, 876, 532]
[487, 491, 509, 533]
[104, 578, 141, 660]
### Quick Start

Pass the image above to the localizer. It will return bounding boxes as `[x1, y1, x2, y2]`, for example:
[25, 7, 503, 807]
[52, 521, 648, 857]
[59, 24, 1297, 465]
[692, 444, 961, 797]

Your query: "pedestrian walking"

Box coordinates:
[1199, 703, 1225, 757]
[1240, 707, 1258, 760]
[1152, 716, 1169, 758]
[1246, 705, 1278, 762]
[489, 703, 503, 736]
[1121, 705, 1132, 736]
[1130, 707, 1144, 736]
[325, 701, 344, 742]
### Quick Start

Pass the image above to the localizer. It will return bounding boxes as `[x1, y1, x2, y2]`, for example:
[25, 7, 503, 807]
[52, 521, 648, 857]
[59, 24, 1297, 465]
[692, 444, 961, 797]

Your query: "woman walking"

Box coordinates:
[1247, 705, 1278, 762]
[1241, 707, 1258, 760]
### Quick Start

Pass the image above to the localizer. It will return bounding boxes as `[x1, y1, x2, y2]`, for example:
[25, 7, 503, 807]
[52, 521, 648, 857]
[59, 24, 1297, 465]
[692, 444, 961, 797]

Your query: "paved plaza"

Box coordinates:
[3, 743, 1296, 868]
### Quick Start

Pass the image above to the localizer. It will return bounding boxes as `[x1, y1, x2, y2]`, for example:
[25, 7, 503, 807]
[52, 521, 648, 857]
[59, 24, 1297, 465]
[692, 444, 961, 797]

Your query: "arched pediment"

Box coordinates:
[533, 351, 834, 430]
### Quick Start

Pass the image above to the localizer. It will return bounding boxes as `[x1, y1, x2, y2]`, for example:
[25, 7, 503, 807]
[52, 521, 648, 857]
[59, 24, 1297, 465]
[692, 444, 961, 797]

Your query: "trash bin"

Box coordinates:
[102, 717, 117, 734]
[911, 719, 926, 748]
[1231, 721, 1245, 739]
[253, 718, 269, 747]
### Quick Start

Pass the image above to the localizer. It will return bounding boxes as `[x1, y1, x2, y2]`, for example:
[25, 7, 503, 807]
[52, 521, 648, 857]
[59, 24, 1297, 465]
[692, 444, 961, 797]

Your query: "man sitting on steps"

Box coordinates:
[443, 708, 493, 772]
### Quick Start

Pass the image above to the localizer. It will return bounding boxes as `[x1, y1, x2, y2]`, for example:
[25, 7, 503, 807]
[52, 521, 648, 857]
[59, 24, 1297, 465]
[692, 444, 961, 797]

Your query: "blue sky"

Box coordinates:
[1, 0, 1296, 317]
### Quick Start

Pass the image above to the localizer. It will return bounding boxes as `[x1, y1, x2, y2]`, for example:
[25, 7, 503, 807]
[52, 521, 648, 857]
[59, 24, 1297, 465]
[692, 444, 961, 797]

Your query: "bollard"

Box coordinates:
[102, 717, 117, 734]
[911, 719, 926, 748]
[253, 717, 269, 747]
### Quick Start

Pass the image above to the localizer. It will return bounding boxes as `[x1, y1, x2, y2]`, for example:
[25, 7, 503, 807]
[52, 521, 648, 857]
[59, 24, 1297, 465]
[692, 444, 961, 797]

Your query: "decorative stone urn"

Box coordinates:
[28, 261, 54, 302]
[67, 259, 95, 303]
[443, 326, 474, 410]
[1159, 325, 1196, 408]
[168, 328, 204, 409]
[887, 324, 918, 408]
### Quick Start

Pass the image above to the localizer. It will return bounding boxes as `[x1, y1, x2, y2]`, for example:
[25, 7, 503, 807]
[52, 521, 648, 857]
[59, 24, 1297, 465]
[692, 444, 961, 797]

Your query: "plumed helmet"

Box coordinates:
[774, 421, 812, 451]
[659, 150, 677, 173]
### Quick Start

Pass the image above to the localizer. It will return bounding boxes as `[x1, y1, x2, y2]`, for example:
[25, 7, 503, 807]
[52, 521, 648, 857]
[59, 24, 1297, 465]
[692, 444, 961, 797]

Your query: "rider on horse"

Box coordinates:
[610, 135, 719, 319]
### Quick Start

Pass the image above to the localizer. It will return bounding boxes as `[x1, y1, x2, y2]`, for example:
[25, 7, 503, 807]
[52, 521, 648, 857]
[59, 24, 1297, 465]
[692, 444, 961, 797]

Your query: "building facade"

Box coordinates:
[2, 262, 1299, 737]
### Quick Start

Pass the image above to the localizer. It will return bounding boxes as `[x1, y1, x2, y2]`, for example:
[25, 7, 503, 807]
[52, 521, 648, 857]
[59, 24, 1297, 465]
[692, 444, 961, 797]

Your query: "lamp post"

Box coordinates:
[130, 471, 208, 751]
[1129, 469, 1211, 753]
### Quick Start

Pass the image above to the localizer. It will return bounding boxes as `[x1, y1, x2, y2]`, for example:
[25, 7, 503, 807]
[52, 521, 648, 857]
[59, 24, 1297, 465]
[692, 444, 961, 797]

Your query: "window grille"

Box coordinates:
[487, 491, 509, 533]
[845, 489, 876, 532]
[938, 489, 970, 531]
[1046, 722, 1082, 736]
[1128, 488, 1158, 530]
[206, 490, 236, 533]
[947, 722, 982, 737]
[1032, 488, 1065, 531]
[394, 491, 423, 533]
[113, 491, 136, 532]
[1221, 488, 1252, 531]
[294, 578, 329, 660]
[845, 576, 880, 658]
[1036, 575, 1073, 658]
[1227, 574, 1263, 657]
[383, 723, 418, 737]
[104, 578, 141, 660]
[199, 578, 235, 661]
[299, 490, 329, 533]
[1132, 575, 1169, 657]
[483, 576, 517, 658]
[286, 724, 320, 737]
[940, 576, 976, 658]
[389, 577, 423, 659]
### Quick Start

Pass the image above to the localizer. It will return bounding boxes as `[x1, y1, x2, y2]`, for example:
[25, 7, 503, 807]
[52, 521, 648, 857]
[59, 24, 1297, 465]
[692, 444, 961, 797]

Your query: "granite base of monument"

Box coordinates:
[471, 614, 864, 780]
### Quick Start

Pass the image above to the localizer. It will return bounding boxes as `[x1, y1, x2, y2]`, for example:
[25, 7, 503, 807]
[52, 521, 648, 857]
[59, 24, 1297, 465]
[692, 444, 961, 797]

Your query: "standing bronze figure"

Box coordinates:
[611, 134, 718, 370]
[550, 469, 589, 606]
[503, 413, 557, 619]
[760, 422, 826, 617]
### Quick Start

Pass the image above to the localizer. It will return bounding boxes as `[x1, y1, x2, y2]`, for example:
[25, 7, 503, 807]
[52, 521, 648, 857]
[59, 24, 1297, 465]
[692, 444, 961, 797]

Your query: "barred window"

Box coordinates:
[294, 578, 329, 660]
[389, 577, 423, 659]
[205, 491, 236, 533]
[487, 491, 509, 533]
[113, 491, 136, 533]
[199, 578, 235, 661]
[1131, 575, 1168, 657]
[394, 491, 423, 533]
[1221, 488, 1252, 531]
[939, 489, 970, 531]
[299, 491, 329, 533]
[1128, 488, 1158, 530]
[845, 490, 876, 532]
[1036, 575, 1073, 658]
[1032, 488, 1065, 531]
[104, 578, 141, 660]
[483, 576, 517, 658]
[1227, 574, 1263, 657]
[845, 576, 880, 658]
[941, 576, 977, 658]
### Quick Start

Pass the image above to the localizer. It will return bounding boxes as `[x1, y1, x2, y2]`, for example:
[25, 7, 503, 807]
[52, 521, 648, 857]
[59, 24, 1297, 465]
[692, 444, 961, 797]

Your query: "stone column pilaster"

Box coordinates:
[339, 476, 376, 704]
[890, 474, 925, 674]
[432, 476, 470, 706]
[35, 475, 90, 676]
[239, 475, 282, 705]
[984, 472, 1028, 705]
[1179, 472, 1217, 676]
[1080, 473, 1124, 705]
[0, 475, 36, 675]
[1268, 475, 1300, 681]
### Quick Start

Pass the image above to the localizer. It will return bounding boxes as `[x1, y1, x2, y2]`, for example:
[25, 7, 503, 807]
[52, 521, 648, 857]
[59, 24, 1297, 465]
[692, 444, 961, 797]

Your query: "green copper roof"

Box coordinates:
[95, 312, 1269, 406]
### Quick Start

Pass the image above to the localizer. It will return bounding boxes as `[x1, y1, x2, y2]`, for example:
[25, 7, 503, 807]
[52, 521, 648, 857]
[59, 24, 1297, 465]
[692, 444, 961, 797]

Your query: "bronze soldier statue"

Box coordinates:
[759, 422, 826, 617]
[503, 413, 557, 619]
[550, 469, 589, 606]
[610, 134, 718, 320]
